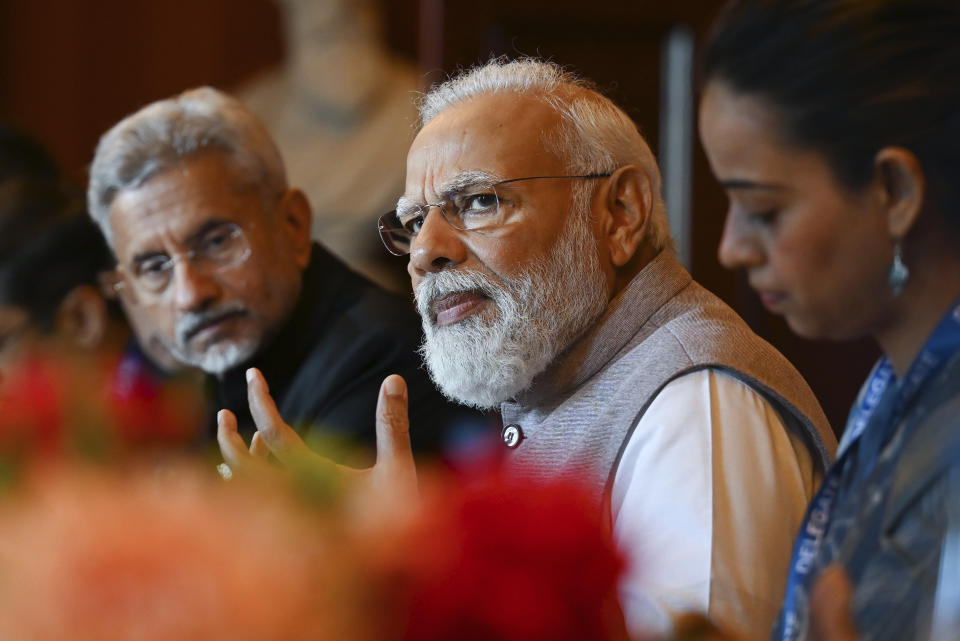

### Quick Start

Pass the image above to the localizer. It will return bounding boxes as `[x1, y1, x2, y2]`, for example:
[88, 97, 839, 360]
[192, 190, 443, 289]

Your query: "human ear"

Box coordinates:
[278, 189, 313, 269]
[56, 284, 108, 350]
[873, 147, 925, 239]
[601, 165, 654, 267]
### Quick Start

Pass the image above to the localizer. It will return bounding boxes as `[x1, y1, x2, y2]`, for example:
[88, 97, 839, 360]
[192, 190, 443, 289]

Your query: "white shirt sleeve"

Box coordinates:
[610, 368, 819, 640]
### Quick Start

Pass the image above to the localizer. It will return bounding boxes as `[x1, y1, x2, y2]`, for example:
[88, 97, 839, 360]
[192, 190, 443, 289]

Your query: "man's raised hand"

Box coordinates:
[216, 368, 418, 503]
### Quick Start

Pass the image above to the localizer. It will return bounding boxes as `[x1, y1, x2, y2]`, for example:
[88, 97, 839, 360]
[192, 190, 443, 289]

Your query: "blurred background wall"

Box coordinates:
[0, 0, 877, 432]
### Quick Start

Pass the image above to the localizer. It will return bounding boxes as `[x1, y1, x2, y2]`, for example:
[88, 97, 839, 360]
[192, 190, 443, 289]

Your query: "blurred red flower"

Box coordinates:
[390, 473, 631, 641]
[0, 346, 204, 467]
[0, 355, 63, 458]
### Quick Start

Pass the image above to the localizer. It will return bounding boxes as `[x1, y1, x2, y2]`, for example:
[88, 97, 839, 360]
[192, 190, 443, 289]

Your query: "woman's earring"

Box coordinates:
[889, 240, 910, 297]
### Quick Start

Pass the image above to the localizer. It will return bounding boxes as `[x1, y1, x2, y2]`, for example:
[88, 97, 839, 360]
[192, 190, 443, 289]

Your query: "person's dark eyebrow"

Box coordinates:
[719, 179, 788, 191]
[130, 248, 167, 266]
[185, 219, 233, 246]
[129, 218, 233, 265]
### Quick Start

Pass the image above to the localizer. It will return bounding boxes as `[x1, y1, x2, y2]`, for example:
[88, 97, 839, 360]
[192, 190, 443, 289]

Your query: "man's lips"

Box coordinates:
[432, 290, 489, 327]
[184, 309, 247, 342]
[755, 290, 787, 309]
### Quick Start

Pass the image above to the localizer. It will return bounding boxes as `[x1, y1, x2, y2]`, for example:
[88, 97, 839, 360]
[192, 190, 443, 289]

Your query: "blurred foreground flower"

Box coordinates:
[0, 345, 205, 475]
[390, 474, 630, 641]
[0, 462, 348, 641]
[0, 462, 630, 641]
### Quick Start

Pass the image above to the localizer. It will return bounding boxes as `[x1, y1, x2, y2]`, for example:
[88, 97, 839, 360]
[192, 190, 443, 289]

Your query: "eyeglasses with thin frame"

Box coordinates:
[102, 221, 252, 303]
[377, 173, 611, 256]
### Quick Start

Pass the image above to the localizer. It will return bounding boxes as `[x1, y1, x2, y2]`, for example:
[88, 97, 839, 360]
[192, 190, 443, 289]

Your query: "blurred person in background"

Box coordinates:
[88, 87, 482, 465]
[223, 58, 837, 640]
[0, 178, 205, 456]
[0, 180, 112, 375]
[697, 1, 960, 640]
[239, 0, 419, 293]
[0, 122, 184, 380]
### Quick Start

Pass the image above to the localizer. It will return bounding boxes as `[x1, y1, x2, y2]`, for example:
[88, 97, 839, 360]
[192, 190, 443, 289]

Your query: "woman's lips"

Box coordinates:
[432, 291, 489, 327]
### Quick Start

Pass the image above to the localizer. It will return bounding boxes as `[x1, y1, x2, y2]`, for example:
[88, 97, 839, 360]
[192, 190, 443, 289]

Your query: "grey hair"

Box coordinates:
[87, 87, 287, 247]
[418, 57, 673, 252]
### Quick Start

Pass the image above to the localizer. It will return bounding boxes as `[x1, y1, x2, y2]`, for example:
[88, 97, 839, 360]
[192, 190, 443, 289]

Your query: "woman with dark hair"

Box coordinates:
[0, 180, 113, 365]
[697, 1, 960, 640]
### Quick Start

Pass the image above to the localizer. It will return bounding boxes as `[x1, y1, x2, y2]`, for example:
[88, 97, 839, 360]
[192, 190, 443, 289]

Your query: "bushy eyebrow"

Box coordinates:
[395, 170, 504, 217]
[131, 248, 168, 267]
[720, 178, 788, 191]
[130, 218, 234, 266]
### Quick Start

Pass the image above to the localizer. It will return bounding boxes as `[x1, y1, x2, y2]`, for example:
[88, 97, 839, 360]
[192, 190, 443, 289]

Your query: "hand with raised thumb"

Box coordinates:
[217, 368, 418, 502]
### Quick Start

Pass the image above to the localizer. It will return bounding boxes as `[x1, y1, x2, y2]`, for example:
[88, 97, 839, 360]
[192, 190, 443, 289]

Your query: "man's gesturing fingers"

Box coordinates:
[246, 367, 310, 465]
[217, 409, 250, 469]
[225, 369, 418, 502]
[249, 431, 270, 458]
[373, 375, 417, 497]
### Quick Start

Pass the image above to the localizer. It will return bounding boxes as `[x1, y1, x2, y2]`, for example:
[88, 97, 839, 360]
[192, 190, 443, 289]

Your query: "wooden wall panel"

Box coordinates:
[0, 0, 284, 184]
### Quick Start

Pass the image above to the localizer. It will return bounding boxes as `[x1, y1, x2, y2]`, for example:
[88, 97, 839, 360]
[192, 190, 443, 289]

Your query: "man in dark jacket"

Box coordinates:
[87, 87, 478, 461]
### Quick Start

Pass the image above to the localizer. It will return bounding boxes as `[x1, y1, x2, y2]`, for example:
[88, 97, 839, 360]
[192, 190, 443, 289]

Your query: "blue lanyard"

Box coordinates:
[776, 299, 960, 641]
[837, 360, 895, 456]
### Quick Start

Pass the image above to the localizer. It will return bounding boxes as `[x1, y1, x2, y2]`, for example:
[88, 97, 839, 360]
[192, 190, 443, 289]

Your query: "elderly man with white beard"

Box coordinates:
[88, 87, 480, 461]
[219, 58, 837, 639]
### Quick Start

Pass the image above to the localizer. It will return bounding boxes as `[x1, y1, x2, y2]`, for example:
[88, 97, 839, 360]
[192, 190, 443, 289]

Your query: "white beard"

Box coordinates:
[415, 205, 609, 409]
[177, 340, 257, 376]
[166, 304, 259, 375]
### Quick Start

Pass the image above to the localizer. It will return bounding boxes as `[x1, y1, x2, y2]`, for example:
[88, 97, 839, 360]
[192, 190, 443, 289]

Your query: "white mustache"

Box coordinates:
[415, 269, 505, 322]
[174, 303, 248, 346]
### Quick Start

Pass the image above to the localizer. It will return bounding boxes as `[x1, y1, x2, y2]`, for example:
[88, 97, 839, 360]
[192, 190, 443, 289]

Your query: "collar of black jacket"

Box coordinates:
[212, 242, 365, 429]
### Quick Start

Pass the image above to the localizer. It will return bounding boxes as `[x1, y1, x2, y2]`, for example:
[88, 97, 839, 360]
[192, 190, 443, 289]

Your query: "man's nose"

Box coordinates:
[172, 259, 221, 311]
[717, 210, 764, 271]
[407, 207, 469, 278]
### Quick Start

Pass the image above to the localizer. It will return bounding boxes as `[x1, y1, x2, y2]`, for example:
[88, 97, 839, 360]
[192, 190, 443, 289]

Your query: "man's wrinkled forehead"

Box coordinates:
[108, 153, 263, 259]
[402, 92, 566, 203]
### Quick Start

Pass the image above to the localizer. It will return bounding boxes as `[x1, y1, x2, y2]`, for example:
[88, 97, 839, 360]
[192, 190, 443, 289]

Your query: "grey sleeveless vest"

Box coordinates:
[501, 250, 837, 507]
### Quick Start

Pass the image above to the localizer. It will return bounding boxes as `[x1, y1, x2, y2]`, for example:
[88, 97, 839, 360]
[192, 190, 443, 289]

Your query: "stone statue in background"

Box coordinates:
[238, 0, 419, 292]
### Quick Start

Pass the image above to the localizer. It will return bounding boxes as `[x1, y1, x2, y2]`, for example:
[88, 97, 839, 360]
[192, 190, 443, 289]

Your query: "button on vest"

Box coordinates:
[501, 423, 524, 448]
